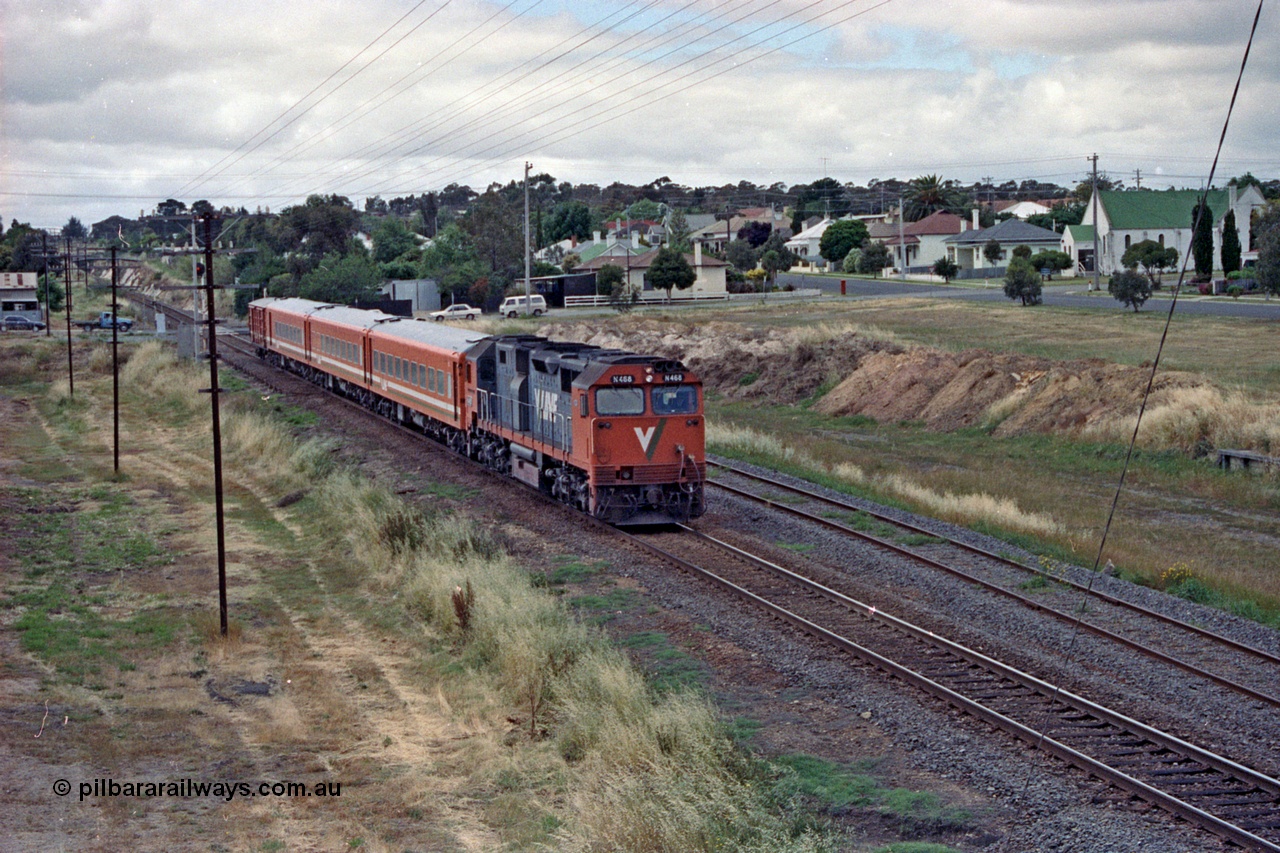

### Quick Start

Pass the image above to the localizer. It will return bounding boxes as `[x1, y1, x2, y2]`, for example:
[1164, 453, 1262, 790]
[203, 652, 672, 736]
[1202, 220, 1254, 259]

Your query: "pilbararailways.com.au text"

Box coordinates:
[53, 778, 342, 802]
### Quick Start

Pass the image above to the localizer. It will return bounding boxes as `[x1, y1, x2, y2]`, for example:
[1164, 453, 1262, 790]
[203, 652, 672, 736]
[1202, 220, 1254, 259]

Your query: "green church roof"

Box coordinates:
[1097, 189, 1231, 231]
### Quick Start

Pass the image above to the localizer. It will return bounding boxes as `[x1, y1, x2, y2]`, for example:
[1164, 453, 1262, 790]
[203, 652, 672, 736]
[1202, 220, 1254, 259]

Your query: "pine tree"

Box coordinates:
[1220, 209, 1241, 275]
[1191, 198, 1214, 277]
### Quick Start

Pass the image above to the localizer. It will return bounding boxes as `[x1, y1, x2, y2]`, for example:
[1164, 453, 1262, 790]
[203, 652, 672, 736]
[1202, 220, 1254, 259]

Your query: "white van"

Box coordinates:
[499, 294, 548, 318]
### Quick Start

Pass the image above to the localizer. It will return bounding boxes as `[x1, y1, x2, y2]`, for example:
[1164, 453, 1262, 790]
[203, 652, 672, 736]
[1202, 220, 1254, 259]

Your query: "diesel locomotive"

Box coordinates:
[248, 297, 706, 524]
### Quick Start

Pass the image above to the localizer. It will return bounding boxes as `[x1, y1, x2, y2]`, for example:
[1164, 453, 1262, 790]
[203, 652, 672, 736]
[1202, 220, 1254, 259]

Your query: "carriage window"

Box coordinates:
[428, 367, 436, 393]
[595, 387, 645, 416]
[652, 385, 698, 415]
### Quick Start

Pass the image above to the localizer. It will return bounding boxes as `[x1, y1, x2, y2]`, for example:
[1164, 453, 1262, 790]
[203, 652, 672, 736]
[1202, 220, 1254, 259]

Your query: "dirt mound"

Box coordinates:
[548, 319, 1222, 443]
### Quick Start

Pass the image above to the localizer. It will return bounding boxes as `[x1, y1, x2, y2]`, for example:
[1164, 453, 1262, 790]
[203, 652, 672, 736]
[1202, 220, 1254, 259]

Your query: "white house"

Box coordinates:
[1082, 185, 1266, 275]
[785, 218, 833, 271]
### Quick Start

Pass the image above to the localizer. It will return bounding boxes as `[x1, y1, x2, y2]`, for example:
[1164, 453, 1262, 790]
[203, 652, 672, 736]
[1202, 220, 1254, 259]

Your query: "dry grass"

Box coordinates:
[709, 422, 1064, 538]
[1085, 385, 1280, 455]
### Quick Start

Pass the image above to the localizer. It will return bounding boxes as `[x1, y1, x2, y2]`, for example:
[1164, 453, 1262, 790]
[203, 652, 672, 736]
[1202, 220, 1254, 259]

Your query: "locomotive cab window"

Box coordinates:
[652, 385, 698, 415]
[595, 387, 645, 416]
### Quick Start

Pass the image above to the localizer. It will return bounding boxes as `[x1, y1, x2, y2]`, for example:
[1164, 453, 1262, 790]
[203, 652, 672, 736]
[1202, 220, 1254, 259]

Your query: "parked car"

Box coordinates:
[2, 315, 46, 331]
[499, 294, 547, 318]
[428, 303, 479, 321]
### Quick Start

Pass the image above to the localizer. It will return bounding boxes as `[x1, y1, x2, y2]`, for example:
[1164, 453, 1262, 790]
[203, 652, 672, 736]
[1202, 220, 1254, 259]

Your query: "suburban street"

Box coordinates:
[778, 272, 1280, 319]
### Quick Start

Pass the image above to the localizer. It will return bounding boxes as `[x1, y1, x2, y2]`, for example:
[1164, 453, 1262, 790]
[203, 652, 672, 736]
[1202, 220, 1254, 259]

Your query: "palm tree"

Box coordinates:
[904, 174, 963, 221]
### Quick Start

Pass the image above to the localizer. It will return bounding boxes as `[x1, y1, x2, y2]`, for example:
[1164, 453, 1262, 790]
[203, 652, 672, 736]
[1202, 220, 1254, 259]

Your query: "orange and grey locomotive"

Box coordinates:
[248, 297, 705, 524]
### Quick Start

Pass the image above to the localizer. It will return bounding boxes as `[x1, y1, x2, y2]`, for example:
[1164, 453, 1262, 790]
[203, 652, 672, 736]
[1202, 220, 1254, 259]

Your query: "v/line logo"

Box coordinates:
[633, 419, 667, 460]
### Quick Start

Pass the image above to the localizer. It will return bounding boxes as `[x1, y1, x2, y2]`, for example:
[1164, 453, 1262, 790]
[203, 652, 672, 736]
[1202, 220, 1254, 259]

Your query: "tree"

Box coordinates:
[790, 177, 848, 232]
[1003, 257, 1042, 305]
[1120, 240, 1178, 288]
[665, 208, 692, 253]
[38, 273, 64, 312]
[1256, 205, 1280, 297]
[596, 263, 625, 296]
[646, 247, 695, 300]
[545, 201, 592, 244]
[62, 216, 88, 241]
[856, 240, 892, 276]
[819, 219, 870, 267]
[280, 194, 359, 260]
[298, 254, 383, 305]
[372, 217, 417, 263]
[1027, 250, 1072, 280]
[1221, 209, 1242, 275]
[842, 248, 862, 274]
[758, 232, 796, 286]
[1108, 269, 1153, 312]
[1191, 198, 1214, 277]
[904, 174, 963, 220]
[932, 257, 959, 283]
[726, 239, 759, 273]
[737, 221, 772, 248]
[983, 239, 1003, 267]
[462, 190, 522, 277]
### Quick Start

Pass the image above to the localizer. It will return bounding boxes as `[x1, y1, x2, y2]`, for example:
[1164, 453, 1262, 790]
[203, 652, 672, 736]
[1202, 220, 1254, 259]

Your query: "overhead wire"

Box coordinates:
[283, 0, 758, 199]
[375, 0, 892, 197]
[216, 0, 545, 200]
[356, 0, 852, 197]
[174, 0, 447, 199]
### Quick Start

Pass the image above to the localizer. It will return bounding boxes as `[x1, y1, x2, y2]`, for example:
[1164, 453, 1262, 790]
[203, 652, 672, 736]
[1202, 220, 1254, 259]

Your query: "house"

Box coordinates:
[1081, 185, 1266, 275]
[575, 243, 727, 295]
[1, 273, 43, 324]
[784, 218, 833, 270]
[880, 211, 969, 271]
[1062, 224, 1097, 274]
[689, 207, 789, 254]
[993, 199, 1052, 219]
[944, 217, 1061, 271]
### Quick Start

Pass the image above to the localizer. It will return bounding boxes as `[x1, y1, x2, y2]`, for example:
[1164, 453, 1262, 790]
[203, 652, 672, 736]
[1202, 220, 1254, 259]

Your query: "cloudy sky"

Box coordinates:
[2, 0, 1277, 228]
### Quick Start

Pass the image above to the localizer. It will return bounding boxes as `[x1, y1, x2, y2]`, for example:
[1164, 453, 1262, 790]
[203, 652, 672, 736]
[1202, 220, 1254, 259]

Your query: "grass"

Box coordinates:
[708, 408, 1280, 627]
[773, 754, 971, 834]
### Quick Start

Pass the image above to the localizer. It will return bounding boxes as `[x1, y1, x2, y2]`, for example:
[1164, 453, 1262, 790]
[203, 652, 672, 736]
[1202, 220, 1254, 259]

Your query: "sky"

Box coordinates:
[2, 0, 1278, 229]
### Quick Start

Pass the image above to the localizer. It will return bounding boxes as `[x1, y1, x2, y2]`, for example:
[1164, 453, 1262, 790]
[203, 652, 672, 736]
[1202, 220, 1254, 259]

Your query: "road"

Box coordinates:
[777, 272, 1280, 319]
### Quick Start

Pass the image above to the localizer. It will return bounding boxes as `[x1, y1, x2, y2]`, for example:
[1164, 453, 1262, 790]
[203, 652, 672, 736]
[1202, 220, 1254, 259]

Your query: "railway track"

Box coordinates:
[620, 524, 1280, 851]
[707, 460, 1280, 710]
[210, 318, 1280, 848]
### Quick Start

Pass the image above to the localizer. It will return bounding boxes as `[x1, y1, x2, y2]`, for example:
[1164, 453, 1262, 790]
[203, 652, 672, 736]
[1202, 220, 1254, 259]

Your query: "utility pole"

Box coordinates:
[898, 197, 907, 280]
[523, 161, 532, 313]
[1134, 168, 1142, 190]
[63, 235, 74, 397]
[200, 215, 229, 637]
[41, 233, 52, 337]
[110, 247, 120, 473]
[1090, 154, 1100, 292]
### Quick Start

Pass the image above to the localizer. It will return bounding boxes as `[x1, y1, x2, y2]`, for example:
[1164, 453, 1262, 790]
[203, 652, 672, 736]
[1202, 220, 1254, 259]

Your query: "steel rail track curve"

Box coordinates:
[706, 460, 1280, 709]
[626, 524, 1280, 852]
[708, 459, 1280, 668]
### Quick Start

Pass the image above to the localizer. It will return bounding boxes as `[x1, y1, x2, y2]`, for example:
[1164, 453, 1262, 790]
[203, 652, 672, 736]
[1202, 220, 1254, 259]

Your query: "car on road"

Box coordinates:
[499, 294, 547, 318]
[428, 303, 479, 321]
[2, 315, 46, 331]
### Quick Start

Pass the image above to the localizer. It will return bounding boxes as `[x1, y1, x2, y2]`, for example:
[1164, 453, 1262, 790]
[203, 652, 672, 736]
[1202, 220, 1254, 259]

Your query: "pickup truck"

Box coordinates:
[77, 312, 134, 332]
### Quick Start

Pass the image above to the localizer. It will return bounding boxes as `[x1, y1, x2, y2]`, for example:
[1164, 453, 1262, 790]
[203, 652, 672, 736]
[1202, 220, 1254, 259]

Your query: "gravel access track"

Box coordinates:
[707, 460, 1280, 710]
[215, 331, 1268, 851]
